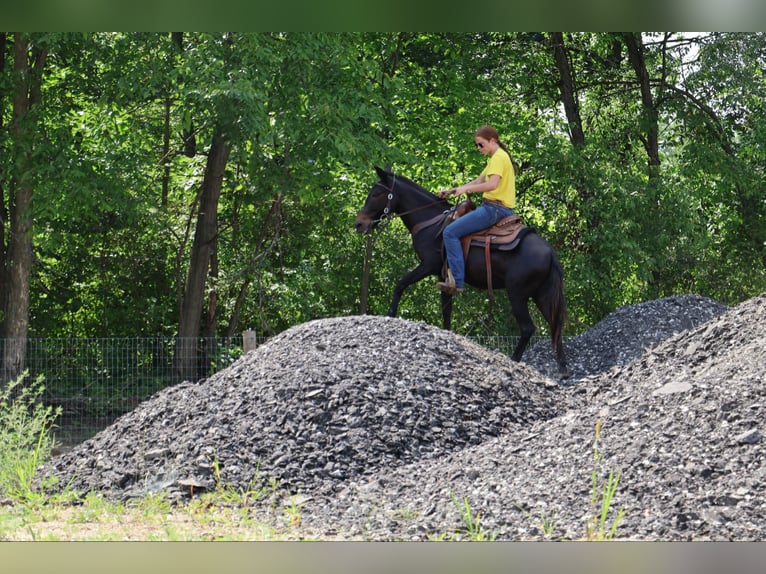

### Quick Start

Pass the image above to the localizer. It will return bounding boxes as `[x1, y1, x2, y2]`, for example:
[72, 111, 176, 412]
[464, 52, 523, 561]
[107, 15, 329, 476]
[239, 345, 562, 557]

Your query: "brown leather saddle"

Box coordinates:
[443, 199, 533, 300]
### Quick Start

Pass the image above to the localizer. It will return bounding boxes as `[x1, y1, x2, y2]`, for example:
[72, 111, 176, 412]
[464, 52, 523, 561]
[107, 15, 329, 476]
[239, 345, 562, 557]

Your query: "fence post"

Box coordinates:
[243, 329, 257, 354]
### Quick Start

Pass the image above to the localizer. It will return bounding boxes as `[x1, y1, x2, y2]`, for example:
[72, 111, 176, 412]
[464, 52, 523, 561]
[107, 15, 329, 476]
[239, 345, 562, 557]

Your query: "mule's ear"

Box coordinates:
[375, 165, 391, 181]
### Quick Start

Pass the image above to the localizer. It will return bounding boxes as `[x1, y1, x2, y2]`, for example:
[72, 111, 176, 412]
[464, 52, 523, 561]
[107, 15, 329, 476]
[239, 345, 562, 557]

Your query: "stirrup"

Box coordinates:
[436, 268, 456, 288]
[437, 284, 464, 294]
[435, 268, 462, 294]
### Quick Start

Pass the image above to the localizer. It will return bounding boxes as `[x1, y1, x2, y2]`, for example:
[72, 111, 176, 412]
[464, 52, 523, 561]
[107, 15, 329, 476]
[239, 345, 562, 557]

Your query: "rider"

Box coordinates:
[436, 125, 517, 294]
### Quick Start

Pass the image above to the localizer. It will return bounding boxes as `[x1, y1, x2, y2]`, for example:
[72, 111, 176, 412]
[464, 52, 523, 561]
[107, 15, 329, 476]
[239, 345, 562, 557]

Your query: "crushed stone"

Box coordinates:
[41, 293, 766, 540]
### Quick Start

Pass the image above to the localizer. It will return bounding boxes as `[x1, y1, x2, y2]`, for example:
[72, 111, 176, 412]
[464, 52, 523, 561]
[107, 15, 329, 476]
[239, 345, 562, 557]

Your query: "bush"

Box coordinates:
[0, 373, 61, 501]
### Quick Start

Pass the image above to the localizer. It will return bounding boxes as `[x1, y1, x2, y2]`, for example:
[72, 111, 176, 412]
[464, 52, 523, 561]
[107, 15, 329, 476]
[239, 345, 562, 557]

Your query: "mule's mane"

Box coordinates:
[390, 172, 443, 206]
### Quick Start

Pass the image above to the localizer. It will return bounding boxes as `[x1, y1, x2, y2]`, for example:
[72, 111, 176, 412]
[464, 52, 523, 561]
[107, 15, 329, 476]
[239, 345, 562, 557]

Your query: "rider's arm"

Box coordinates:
[453, 174, 500, 196]
[437, 174, 501, 198]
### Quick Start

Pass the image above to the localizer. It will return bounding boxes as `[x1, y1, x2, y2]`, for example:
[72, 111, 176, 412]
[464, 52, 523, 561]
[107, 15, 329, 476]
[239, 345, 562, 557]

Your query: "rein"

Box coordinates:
[373, 178, 450, 234]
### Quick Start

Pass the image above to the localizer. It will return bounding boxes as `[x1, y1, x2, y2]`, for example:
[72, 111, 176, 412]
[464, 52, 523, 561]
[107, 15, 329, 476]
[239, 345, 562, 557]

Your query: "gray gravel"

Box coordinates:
[40, 293, 766, 541]
[523, 293, 729, 381]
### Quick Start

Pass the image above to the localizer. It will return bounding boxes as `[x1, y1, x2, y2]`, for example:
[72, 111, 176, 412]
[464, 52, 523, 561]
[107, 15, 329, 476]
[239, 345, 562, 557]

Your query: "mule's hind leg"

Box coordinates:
[533, 295, 569, 377]
[508, 292, 536, 362]
[540, 312, 569, 377]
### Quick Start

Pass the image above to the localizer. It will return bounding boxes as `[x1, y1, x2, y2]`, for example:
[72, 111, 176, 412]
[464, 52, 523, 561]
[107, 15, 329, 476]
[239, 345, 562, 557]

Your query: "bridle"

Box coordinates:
[370, 179, 396, 226]
[369, 176, 450, 229]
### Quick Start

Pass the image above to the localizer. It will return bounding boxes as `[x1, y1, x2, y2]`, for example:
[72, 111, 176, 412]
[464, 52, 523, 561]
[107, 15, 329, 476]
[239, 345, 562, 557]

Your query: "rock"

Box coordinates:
[653, 380, 693, 395]
[735, 429, 761, 445]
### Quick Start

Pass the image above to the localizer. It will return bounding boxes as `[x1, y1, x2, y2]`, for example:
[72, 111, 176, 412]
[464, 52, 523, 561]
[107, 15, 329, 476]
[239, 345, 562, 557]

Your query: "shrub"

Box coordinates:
[0, 373, 62, 501]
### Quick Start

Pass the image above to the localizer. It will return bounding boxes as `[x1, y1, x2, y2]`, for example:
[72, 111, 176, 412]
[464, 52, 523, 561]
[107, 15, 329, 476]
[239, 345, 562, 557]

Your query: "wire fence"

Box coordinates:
[9, 333, 538, 446]
[22, 336, 257, 445]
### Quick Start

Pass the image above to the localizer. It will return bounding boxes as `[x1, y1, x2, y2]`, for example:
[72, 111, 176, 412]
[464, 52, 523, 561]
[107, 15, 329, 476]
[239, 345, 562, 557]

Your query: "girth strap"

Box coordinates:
[461, 215, 528, 301]
[485, 237, 494, 301]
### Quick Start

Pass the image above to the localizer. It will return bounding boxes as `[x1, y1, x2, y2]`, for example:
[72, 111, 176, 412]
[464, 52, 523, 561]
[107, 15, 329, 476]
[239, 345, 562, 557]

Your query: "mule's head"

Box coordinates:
[354, 166, 395, 234]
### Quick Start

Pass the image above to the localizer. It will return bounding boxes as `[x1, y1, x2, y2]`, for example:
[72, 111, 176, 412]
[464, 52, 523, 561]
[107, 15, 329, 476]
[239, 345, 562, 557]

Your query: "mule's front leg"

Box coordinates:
[440, 291, 453, 330]
[387, 262, 437, 317]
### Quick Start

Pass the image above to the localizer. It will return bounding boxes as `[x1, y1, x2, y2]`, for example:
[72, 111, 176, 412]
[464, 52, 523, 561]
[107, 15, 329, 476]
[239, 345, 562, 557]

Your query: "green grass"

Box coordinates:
[0, 486, 315, 541]
[428, 493, 497, 541]
[584, 419, 625, 541]
[516, 503, 557, 539]
[0, 373, 62, 502]
[515, 418, 626, 541]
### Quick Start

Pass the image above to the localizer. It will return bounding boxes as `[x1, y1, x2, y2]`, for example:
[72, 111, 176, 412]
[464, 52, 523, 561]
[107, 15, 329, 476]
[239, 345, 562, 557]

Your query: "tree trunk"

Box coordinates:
[173, 128, 229, 382]
[622, 33, 665, 292]
[0, 33, 8, 323]
[549, 32, 598, 234]
[359, 233, 373, 315]
[2, 34, 46, 384]
[623, 33, 661, 172]
[550, 32, 585, 149]
[172, 32, 196, 159]
[200, 235, 219, 376]
[225, 193, 283, 338]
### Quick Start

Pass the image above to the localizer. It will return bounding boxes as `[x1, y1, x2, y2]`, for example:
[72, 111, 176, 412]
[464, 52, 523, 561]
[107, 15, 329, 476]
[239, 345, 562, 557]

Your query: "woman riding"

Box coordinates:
[436, 125, 518, 294]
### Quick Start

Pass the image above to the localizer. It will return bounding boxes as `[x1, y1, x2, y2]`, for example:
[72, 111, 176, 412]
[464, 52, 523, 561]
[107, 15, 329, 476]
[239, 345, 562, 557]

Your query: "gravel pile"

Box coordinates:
[524, 294, 729, 381]
[40, 293, 766, 541]
[309, 294, 764, 541]
[40, 315, 559, 500]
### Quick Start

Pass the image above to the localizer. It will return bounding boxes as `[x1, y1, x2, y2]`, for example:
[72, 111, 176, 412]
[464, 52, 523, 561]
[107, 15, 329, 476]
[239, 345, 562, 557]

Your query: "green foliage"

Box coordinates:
[516, 502, 558, 539]
[0, 374, 61, 502]
[2, 32, 765, 347]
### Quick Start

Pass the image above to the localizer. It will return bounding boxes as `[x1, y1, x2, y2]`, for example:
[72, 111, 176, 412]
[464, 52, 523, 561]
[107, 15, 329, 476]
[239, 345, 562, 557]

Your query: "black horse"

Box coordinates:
[355, 166, 569, 376]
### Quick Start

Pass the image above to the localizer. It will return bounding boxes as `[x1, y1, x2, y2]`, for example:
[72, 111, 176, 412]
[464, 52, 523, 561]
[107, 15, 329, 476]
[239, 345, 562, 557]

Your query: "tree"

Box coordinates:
[676, 33, 766, 297]
[0, 32, 762, 354]
[173, 128, 229, 381]
[1, 33, 47, 383]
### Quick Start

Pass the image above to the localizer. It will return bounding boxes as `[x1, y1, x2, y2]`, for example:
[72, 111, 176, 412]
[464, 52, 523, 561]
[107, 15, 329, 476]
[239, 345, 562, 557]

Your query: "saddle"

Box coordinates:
[443, 198, 533, 300]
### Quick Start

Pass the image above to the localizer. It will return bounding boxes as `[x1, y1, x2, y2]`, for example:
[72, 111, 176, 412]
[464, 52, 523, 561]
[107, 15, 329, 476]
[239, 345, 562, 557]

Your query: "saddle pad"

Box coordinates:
[469, 226, 536, 251]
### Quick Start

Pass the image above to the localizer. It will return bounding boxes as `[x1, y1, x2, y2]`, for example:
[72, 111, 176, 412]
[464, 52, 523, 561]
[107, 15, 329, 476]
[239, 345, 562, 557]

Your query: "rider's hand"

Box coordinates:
[437, 189, 456, 199]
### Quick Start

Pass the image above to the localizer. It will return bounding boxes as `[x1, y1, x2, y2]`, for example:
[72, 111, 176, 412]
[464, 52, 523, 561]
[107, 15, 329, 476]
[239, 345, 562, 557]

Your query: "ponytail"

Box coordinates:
[475, 125, 519, 176]
[497, 140, 520, 176]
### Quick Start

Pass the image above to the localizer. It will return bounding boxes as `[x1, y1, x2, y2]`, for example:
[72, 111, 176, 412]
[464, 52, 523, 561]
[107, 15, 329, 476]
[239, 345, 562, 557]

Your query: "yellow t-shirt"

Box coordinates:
[480, 148, 515, 208]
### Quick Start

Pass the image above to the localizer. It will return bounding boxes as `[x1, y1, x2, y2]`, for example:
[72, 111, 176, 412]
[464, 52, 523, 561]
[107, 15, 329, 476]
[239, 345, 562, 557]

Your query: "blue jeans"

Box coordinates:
[442, 201, 515, 288]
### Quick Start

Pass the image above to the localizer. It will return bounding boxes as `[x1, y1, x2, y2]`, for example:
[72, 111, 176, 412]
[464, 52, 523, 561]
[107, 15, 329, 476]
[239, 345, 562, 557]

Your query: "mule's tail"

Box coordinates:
[543, 248, 568, 374]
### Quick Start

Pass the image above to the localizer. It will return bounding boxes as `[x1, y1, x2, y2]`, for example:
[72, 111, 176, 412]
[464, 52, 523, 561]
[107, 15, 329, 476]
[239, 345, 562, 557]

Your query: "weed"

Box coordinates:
[69, 492, 127, 524]
[429, 493, 496, 541]
[283, 494, 306, 528]
[426, 531, 448, 541]
[392, 507, 420, 521]
[0, 373, 61, 502]
[584, 419, 625, 541]
[516, 503, 557, 539]
[514, 420, 625, 541]
[197, 457, 269, 509]
[135, 491, 173, 520]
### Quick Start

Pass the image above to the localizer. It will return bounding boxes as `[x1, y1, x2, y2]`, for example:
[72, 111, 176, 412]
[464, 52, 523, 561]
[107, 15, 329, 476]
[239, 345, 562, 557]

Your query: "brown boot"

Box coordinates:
[436, 269, 463, 294]
[436, 283, 464, 294]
